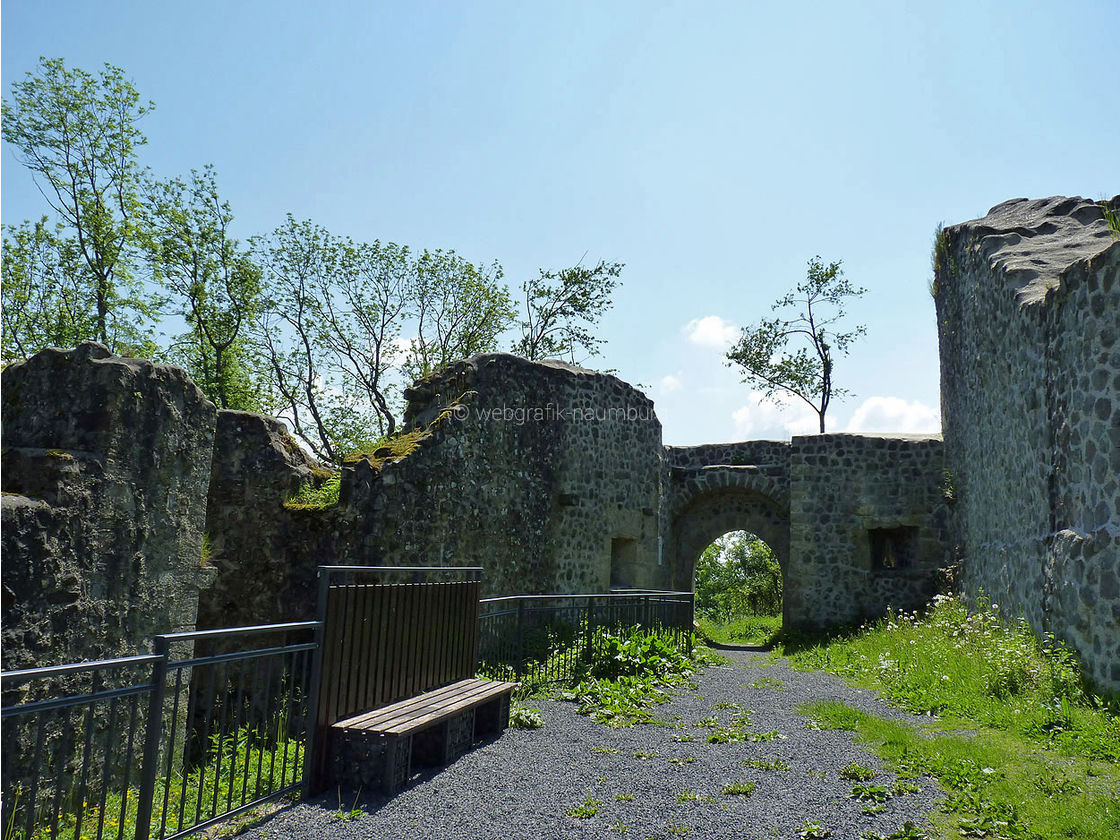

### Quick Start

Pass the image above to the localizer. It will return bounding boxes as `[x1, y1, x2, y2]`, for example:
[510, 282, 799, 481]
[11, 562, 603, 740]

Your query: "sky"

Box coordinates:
[3, 1, 1118, 446]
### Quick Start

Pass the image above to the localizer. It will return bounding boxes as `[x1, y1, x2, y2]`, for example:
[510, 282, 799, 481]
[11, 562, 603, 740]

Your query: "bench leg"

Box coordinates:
[445, 709, 476, 761]
[382, 735, 411, 796]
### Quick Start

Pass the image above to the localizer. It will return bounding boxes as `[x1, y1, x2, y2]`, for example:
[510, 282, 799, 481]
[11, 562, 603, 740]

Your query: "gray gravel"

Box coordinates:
[240, 650, 943, 840]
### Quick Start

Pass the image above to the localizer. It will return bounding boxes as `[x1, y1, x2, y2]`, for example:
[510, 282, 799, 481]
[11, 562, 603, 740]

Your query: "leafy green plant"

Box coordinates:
[566, 795, 602, 819]
[849, 783, 892, 803]
[1099, 200, 1120, 239]
[839, 762, 876, 781]
[283, 474, 340, 510]
[743, 757, 790, 771]
[797, 819, 831, 839]
[562, 628, 701, 727]
[721, 781, 756, 797]
[509, 706, 544, 729]
[331, 787, 363, 821]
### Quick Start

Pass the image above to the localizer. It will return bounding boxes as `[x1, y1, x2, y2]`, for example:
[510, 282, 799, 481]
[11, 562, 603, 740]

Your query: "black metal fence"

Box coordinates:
[2, 584, 694, 840]
[1, 621, 317, 840]
[477, 590, 694, 685]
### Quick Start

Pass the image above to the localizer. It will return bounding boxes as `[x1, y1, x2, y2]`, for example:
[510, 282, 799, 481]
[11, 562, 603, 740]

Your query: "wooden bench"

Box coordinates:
[330, 677, 518, 794]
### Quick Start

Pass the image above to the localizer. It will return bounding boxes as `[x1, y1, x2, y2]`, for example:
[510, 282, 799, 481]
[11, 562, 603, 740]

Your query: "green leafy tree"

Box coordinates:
[1, 218, 95, 360]
[694, 532, 782, 620]
[512, 259, 623, 363]
[404, 251, 514, 382]
[2, 57, 157, 354]
[314, 236, 413, 440]
[250, 216, 369, 462]
[146, 166, 262, 410]
[725, 256, 865, 433]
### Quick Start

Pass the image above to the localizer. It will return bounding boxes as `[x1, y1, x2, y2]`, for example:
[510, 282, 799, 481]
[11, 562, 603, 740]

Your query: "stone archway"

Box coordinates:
[663, 443, 792, 624]
[668, 488, 790, 616]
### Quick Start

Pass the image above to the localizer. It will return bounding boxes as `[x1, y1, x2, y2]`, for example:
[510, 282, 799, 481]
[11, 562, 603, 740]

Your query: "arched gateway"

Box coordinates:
[663, 442, 791, 622]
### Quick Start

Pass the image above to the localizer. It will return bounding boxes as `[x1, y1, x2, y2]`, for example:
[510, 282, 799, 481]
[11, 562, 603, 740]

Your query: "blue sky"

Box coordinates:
[3, 1, 1117, 445]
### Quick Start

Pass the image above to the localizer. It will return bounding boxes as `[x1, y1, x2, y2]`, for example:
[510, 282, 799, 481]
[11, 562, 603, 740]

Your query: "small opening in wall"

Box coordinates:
[869, 527, 918, 571]
[610, 537, 639, 588]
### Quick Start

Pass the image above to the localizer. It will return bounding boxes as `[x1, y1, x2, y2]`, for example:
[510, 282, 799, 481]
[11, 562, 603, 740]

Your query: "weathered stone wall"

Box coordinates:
[196, 410, 334, 632]
[785, 433, 948, 629]
[339, 353, 667, 596]
[936, 195, 1120, 692]
[1, 343, 217, 670]
[662, 441, 791, 595]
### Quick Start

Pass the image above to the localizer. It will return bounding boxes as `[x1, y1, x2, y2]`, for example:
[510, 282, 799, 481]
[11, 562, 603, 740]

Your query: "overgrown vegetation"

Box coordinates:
[561, 629, 710, 728]
[283, 474, 340, 510]
[787, 594, 1120, 840]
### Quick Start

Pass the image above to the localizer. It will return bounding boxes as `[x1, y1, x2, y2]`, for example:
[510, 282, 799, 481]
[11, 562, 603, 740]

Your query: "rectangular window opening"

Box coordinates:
[869, 526, 918, 571]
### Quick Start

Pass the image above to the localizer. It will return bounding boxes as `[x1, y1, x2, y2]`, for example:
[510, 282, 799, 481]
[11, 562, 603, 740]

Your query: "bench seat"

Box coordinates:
[330, 677, 518, 794]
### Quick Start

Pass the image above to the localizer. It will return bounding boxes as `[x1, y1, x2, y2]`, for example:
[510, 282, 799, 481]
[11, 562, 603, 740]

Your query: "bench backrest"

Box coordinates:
[317, 578, 481, 728]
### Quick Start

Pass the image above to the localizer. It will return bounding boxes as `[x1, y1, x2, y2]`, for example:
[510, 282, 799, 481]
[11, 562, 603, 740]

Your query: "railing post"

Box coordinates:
[301, 567, 330, 797]
[134, 637, 169, 840]
[514, 600, 526, 679]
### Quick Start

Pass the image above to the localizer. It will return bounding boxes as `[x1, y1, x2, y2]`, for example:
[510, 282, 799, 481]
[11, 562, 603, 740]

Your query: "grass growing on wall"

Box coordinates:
[785, 595, 1120, 839]
[283, 474, 340, 510]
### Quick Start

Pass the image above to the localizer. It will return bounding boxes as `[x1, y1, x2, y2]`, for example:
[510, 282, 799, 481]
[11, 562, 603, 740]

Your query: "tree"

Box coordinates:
[403, 251, 514, 382]
[250, 216, 367, 462]
[694, 532, 782, 621]
[314, 236, 412, 440]
[1, 219, 94, 359]
[512, 259, 623, 363]
[146, 166, 262, 410]
[725, 256, 865, 433]
[2, 57, 157, 354]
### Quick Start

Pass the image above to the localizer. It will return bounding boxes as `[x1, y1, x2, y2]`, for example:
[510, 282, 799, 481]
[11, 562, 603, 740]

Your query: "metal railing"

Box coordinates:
[1, 621, 318, 840]
[3, 581, 695, 839]
[477, 590, 694, 685]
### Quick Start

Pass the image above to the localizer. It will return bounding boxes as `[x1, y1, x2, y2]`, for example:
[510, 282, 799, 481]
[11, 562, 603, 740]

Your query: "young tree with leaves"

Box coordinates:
[725, 256, 865, 433]
[146, 166, 262, 410]
[512, 259, 623, 363]
[2, 57, 157, 354]
[404, 251, 514, 382]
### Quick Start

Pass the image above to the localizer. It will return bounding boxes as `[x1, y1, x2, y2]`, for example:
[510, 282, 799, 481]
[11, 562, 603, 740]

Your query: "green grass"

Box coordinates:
[282, 474, 340, 510]
[787, 595, 1120, 840]
[7, 727, 303, 840]
[695, 614, 782, 646]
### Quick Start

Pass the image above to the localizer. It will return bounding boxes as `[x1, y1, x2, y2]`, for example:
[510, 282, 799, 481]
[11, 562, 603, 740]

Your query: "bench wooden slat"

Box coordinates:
[378, 682, 515, 736]
[332, 678, 515, 733]
[334, 678, 483, 729]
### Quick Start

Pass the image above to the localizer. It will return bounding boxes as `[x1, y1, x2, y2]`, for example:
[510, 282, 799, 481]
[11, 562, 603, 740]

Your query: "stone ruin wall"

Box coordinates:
[936, 195, 1120, 692]
[785, 433, 948, 629]
[342, 354, 666, 595]
[662, 440, 792, 595]
[200, 353, 668, 633]
[1, 344, 217, 671]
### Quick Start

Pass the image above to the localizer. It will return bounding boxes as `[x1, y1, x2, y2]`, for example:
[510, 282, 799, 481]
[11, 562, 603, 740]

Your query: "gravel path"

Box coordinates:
[240, 650, 943, 840]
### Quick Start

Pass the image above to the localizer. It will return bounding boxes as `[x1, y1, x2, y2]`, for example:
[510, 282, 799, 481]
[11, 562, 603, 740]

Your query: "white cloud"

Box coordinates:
[658, 373, 683, 393]
[683, 315, 738, 349]
[731, 391, 819, 439]
[844, 396, 941, 434]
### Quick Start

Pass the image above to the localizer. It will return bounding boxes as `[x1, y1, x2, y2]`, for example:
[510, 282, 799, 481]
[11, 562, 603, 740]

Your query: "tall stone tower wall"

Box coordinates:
[936, 195, 1120, 691]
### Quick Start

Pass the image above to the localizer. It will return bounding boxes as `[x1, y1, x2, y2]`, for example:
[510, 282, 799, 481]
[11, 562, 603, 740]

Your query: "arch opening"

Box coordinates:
[693, 530, 783, 646]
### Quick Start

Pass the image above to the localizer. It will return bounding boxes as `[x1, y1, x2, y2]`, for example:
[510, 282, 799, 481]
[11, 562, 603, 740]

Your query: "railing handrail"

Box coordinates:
[0, 653, 164, 682]
[318, 565, 484, 573]
[480, 590, 692, 605]
[157, 619, 320, 643]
